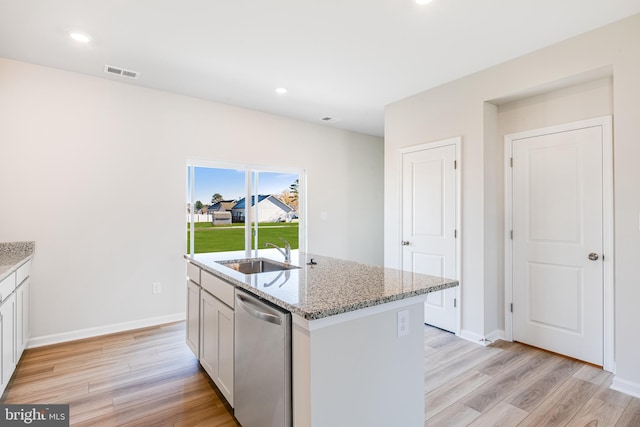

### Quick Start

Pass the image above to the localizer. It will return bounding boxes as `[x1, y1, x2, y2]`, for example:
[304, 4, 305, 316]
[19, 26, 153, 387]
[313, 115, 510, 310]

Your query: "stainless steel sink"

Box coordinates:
[217, 258, 300, 274]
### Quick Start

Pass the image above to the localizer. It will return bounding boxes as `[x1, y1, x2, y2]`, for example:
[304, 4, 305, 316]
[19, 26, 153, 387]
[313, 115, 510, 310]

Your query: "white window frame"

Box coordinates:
[186, 159, 306, 257]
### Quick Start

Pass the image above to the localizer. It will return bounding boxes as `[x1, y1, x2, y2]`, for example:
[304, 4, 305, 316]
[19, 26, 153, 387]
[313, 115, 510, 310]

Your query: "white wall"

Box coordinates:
[385, 14, 640, 391]
[0, 58, 383, 342]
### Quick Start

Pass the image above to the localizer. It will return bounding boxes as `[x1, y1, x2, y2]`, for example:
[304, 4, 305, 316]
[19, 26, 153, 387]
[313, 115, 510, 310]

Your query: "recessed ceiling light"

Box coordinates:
[70, 32, 91, 43]
[275, 87, 288, 94]
[415, 0, 433, 4]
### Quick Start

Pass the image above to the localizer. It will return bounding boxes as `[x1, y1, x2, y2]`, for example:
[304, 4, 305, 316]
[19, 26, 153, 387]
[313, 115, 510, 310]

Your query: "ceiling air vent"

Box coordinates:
[104, 64, 140, 79]
[321, 117, 341, 123]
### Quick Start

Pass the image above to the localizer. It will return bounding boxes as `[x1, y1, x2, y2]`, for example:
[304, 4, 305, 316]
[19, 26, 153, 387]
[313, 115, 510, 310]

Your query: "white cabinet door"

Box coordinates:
[186, 280, 200, 358]
[15, 277, 30, 360]
[215, 301, 234, 407]
[200, 291, 217, 379]
[200, 290, 234, 407]
[0, 293, 16, 390]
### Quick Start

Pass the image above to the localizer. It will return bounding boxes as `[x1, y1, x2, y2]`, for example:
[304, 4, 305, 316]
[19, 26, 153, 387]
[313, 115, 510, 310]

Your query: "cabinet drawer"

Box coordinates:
[16, 259, 31, 286]
[187, 261, 201, 285]
[201, 271, 234, 308]
[0, 273, 15, 303]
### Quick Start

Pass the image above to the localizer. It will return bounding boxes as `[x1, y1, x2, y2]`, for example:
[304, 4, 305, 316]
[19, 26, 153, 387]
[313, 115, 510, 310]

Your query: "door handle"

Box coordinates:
[401, 241, 410, 246]
[588, 253, 599, 261]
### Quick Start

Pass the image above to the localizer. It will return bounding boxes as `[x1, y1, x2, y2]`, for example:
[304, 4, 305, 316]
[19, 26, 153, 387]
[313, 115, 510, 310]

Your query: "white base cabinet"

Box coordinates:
[185, 261, 235, 408]
[214, 301, 234, 406]
[199, 291, 216, 376]
[186, 280, 200, 357]
[15, 277, 30, 360]
[200, 291, 234, 406]
[0, 293, 16, 389]
[0, 258, 31, 395]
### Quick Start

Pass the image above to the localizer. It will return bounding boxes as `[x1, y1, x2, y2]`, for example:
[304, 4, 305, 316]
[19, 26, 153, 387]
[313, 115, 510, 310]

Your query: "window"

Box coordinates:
[187, 162, 304, 256]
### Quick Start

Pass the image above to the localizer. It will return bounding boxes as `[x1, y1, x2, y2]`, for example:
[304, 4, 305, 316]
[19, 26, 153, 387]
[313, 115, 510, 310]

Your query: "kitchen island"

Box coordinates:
[185, 250, 458, 427]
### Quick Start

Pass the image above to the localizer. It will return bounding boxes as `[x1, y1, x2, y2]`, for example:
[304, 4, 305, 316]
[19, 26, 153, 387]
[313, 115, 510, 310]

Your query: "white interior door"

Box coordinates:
[402, 143, 458, 333]
[511, 125, 604, 365]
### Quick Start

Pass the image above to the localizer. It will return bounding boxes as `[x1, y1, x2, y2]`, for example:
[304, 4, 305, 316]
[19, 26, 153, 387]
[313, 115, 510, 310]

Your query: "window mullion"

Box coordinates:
[244, 166, 252, 258]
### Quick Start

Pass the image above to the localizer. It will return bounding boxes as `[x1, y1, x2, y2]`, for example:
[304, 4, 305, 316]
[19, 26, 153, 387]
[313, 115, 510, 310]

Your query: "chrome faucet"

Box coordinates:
[265, 238, 291, 264]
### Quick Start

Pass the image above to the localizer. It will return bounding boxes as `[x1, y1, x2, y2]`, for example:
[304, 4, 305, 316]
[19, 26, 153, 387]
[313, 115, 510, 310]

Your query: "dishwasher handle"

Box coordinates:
[236, 293, 282, 326]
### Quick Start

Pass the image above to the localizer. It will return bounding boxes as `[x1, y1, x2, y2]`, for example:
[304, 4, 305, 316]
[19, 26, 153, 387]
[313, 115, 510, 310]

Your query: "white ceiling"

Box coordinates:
[1, 1, 638, 137]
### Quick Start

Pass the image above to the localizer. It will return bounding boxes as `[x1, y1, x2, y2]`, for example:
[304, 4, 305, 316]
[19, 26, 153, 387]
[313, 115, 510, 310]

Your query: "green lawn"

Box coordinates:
[187, 223, 299, 253]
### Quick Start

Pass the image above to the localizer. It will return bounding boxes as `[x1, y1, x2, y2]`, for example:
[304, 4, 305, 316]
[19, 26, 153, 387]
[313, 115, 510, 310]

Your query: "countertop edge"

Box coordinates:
[0, 254, 34, 283]
[185, 254, 459, 320]
[0, 241, 35, 283]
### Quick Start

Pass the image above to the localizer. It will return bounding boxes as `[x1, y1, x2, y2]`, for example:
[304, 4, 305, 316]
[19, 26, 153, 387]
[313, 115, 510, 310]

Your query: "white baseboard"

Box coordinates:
[486, 329, 505, 344]
[611, 376, 640, 399]
[459, 329, 488, 346]
[26, 313, 186, 349]
[459, 329, 504, 347]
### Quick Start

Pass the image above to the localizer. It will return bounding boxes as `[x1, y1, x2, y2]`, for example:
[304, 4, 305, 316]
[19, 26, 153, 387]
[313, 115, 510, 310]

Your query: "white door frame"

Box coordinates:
[399, 136, 462, 335]
[504, 116, 614, 372]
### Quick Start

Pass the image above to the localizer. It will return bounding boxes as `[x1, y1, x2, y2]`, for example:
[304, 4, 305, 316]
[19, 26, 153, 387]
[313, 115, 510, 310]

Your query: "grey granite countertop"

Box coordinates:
[0, 241, 35, 282]
[185, 250, 458, 320]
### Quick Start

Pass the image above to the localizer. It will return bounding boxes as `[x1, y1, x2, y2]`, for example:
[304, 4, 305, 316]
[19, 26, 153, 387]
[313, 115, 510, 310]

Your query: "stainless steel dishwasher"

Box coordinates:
[234, 288, 291, 427]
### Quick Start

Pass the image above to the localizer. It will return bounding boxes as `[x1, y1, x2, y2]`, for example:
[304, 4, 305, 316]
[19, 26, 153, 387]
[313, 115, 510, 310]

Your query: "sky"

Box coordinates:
[189, 167, 298, 204]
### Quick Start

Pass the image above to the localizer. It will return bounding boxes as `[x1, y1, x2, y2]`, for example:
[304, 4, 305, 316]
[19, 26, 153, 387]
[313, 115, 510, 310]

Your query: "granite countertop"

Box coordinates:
[185, 250, 458, 320]
[0, 241, 35, 282]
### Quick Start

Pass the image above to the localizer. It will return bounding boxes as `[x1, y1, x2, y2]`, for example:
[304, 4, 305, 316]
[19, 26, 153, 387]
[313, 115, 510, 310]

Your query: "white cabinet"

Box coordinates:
[201, 271, 234, 308]
[186, 280, 200, 357]
[200, 289, 235, 407]
[187, 261, 201, 285]
[0, 272, 15, 304]
[185, 261, 235, 407]
[15, 260, 31, 290]
[0, 292, 16, 390]
[14, 259, 32, 362]
[0, 257, 32, 395]
[199, 291, 216, 377]
[214, 299, 234, 407]
[15, 277, 30, 360]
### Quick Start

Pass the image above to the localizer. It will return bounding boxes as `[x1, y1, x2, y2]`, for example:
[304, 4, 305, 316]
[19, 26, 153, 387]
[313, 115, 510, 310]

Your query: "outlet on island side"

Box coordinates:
[397, 309, 409, 338]
[152, 282, 162, 294]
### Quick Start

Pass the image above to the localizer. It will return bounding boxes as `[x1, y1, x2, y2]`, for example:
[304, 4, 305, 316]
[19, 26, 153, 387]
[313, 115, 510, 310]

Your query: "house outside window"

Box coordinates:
[187, 162, 304, 255]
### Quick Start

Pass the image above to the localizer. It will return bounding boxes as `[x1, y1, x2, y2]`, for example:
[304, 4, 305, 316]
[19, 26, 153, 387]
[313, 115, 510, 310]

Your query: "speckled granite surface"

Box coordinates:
[185, 250, 458, 320]
[0, 241, 35, 282]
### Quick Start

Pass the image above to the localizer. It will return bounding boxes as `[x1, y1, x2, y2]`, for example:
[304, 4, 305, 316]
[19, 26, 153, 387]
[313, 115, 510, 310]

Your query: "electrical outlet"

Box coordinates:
[397, 310, 409, 338]
[152, 282, 162, 294]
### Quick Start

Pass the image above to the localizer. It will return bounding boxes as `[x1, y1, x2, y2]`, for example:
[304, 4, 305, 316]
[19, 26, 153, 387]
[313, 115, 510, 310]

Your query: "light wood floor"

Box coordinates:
[424, 326, 640, 426]
[1, 322, 240, 426]
[2, 322, 639, 426]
